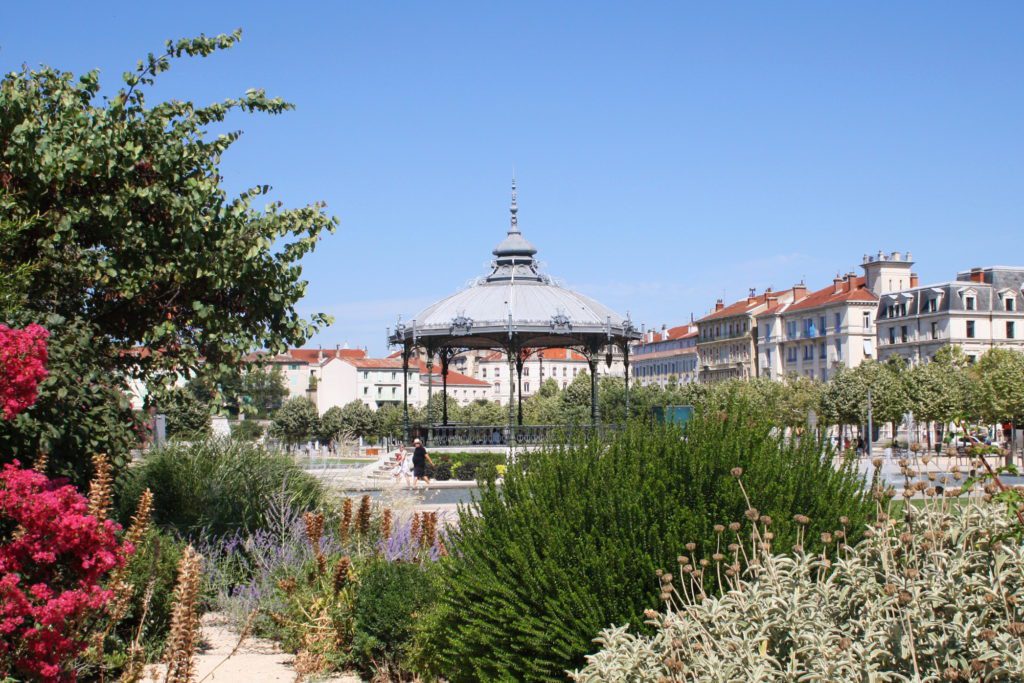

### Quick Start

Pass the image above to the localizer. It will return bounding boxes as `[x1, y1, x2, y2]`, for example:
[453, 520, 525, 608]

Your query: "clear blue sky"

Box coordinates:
[4, 2, 1022, 354]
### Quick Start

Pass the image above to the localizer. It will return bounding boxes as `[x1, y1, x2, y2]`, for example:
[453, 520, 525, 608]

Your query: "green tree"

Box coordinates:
[970, 348, 1024, 428]
[336, 400, 379, 441]
[462, 399, 505, 426]
[154, 385, 211, 440]
[905, 346, 970, 450]
[270, 397, 320, 448]
[0, 31, 336, 480]
[776, 374, 824, 430]
[237, 366, 289, 418]
[318, 405, 347, 446]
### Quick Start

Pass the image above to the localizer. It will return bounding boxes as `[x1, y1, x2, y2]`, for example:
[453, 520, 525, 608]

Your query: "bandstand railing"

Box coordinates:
[405, 424, 622, 448]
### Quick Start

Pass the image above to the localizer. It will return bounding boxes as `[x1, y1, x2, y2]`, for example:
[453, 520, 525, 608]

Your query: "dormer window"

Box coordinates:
[1007, 298, 1016, 312]
[965, 296, 976, 311]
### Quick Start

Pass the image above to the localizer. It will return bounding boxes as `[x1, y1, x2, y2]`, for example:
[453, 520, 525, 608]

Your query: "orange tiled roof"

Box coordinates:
[697, 291, 777, 323]
[348, 358, 406, 369]
[787, 276, 876, 312]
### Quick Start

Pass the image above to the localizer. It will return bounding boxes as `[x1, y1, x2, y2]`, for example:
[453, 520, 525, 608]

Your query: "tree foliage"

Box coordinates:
[0, 31, 336, 481]
[270, 397, 320, 447]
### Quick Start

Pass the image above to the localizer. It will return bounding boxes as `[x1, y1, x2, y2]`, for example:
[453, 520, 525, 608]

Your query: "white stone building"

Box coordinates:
[631, 324, 699, 386]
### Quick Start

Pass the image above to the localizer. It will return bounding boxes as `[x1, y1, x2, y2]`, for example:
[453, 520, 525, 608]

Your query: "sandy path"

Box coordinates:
[147, 613, 362, 682]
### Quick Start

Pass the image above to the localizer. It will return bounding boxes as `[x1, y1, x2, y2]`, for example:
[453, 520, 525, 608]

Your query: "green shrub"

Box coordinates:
[230, 419, 266, 442]
[352, 559, 432, 679]
[453, 461, 477, 481]
[105, 529, 186, 663]
[433, 461, 453, 481]
[573, 496, 1024, 681]
[416, 398, 871, 682]
[115, 439, 325, 538]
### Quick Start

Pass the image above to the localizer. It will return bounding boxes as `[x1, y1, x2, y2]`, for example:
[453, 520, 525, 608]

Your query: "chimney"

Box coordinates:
[910, 273, 919, 288]
[714, 299, 724, 312]
[317, 345, 324, 362]
[833, 274, 844, 294]
[747, 287, 757, 305]
[970, 267, 984, 284]
[792, 282, 807, 300]
[661, 324, 668, 341]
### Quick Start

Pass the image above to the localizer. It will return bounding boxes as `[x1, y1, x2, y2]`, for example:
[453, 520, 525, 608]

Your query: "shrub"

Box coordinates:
[453, 461, 477, 481]
[416, 399, 871, 682]
[0, 462, 128, 681]
[573, 495, 1024, 681]
[0, 323, 48, 419]
[433, 461, 453, 481]
[115, 439, 325, 538]
[352, 558, 432, 679]
[230, 419, 266, 442]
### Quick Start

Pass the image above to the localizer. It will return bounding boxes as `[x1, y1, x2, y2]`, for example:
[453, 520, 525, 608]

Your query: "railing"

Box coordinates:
[407, 423, 622, 447]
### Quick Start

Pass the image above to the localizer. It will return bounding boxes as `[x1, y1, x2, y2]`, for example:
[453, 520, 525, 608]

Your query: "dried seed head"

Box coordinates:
[699, 558, 709, 567]
[677, 555, 689, 565]
[730, 467, 743, 478]
[820, 532, 833, 544]
[729, 522, 741, 532]
[898, 590, 913, 605]
[863, 529, 876, 539]
[655, 568, 664, 577]
[727, 543, 739, 553]
[88, 454, 114, 520]
[904, 567, 920, 579]
[685, 542, 696, 552]
[979, 629, 997, 641]
[712, 553, 725, 562]
[713, 524, 725, 534]
[792, 544, 804, 553]
[902, 488, 914, 499]
[332, 556, 352, 594]
[872, 457, 883, 468]
[764, 532, 774, 541]
[839, 516, 849, 526]
[883, 583, 898, 596]
[834, 530, 845, 540]
[744, 508, 760, 521]
[899, 532, 913, 545]
[838, 637, 852, 651]
[660, 573, 673, 585]
[793, 514, 811, 525]
[759, 515, 772, 526]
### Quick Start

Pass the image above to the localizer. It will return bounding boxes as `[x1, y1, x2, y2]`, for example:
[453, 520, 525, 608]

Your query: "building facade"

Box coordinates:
[876, 266, 1024, 364]
[474, 348, 593, 404]
[631, 324, 699, 386]
[696, 289, 797, 383]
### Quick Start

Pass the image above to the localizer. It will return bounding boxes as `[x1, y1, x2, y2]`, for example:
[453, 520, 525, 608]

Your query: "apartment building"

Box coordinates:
[475, 348, 594, 404]
[876, 265, 1024, 364]
[631, 324, 699, 386]
[696, 288, 798, 383]
[758, 275, 878, 381]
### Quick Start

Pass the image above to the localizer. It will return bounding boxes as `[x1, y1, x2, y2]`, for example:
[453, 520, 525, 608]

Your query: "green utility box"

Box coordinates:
[651, 405, 694, 426]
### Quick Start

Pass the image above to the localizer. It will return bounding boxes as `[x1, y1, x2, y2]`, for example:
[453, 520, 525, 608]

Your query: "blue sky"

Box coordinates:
[3, 2, 1022, 354]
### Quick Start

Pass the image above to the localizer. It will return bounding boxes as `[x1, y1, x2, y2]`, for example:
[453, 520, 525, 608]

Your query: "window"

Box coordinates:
[562, 367, 567, 377]
[363, 371, 369, 379]
[289, 364, 299, 371]
[930, 321, 938, 340]
[1006, 297, 1016, 312]
[1008, 321, 1016, 339]
[900, 325, 908, 344]
[523, 367, 529, 377]
[819, 341, 826, 359]
[392, 387, 396, 395]
[821, 368, 828, 382]
[966, 296, 976, 311]
[966, 320, 976, 338]
[391, 372, 396, 380]
[834, 339, 842, 360]
[495, 383, 501, 394]
[803, 345, 813, 361]
[363, 387, 368, 395]
[834, 312, 841, 333]
[925, 298, 937, 313]
[377, 387, 382, 395]
[787, 347, 797, 363]
[573, 368, 579, 377]
[863, 313, 872, 330]
[482, 368, 487, 377]
[888, 327, 896, 345]
[524, 382, 530, 393]
[819, 316, 826, 336]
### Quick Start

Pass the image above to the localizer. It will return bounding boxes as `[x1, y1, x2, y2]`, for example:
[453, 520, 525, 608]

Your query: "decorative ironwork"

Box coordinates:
[550, 311, 572, 332]
[449, 314, 474, 335]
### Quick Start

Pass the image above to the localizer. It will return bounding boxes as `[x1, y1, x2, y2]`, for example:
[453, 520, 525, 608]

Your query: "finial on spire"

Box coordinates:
[509, 175, 519, 235]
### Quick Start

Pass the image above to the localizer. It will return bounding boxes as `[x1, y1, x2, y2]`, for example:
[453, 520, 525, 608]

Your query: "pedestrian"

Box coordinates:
[412, 438, 434, 488]
[391, 444, 412, 489]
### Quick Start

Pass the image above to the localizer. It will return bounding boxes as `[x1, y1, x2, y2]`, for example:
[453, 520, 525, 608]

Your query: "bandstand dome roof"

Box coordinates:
[389, 181, 639, 351]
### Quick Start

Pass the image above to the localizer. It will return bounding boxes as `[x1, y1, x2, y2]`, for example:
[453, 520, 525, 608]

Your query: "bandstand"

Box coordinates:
[387, 182, 641, 445]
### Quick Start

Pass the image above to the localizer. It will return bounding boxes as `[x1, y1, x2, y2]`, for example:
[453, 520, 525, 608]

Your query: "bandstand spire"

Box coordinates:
[510, 176, 519, 235]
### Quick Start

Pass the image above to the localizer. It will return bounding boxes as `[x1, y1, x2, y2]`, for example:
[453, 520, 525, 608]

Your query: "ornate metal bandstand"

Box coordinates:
[387, 181, 641, 445]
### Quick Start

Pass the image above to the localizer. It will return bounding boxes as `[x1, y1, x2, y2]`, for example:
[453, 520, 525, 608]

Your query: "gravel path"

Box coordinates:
[146, 613, 362, 682]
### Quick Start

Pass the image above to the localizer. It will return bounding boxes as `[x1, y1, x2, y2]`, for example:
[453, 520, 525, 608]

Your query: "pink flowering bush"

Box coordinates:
[0, 323, 49, 420]
[0, 462, 130, 682]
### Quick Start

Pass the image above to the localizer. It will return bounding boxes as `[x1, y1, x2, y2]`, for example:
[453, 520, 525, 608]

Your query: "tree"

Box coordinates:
[775, 374, 824, 430]
[235, 366, 289, 418]
[462, 399, 505, 426]
[336, 400, 379, 441]
[970, 348, 1024, 428]
[154, 385, 211, 440]
[0, 31, 336, 479]
[318, 405, 347, 447]
[270, 398, 320, 448]
[905, 346, 970, 450]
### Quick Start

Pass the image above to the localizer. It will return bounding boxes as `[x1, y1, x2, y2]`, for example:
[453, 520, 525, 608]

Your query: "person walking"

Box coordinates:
[391, 444, 413, 489]
[412, 438, 434, 488]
